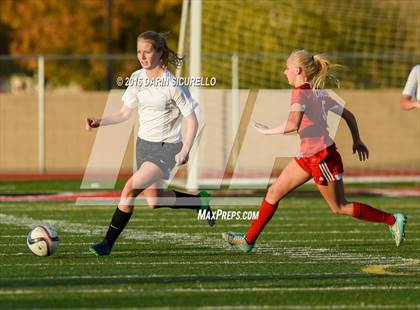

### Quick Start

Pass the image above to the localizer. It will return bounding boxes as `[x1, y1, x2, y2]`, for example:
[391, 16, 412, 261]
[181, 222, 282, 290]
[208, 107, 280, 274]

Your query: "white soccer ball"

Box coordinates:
[27, 225, 59, 257]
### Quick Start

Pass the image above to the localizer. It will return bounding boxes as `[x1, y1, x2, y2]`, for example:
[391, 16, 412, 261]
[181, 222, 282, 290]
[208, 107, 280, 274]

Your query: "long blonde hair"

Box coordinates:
[290, 50, 340, 89]
[137, 31, 183, 68]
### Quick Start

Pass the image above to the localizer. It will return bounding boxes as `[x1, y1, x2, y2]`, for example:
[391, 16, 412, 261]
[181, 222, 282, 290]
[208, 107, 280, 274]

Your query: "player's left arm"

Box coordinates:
[340, 107, 369, 161]
[175, 111, 198, 166]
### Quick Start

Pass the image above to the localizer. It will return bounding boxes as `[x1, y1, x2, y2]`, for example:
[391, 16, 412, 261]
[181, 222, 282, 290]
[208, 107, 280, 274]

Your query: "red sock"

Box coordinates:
[245, 199, 279, 244]
[352, 202, 395, 225]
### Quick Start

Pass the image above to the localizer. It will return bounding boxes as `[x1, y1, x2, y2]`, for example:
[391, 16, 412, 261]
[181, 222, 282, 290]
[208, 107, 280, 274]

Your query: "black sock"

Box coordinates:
[165, 191, 201, 210]
[104, 208, 132, 246]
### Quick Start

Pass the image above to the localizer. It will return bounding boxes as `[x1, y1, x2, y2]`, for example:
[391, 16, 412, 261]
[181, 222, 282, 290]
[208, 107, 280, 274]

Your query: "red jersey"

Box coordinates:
[291, 83, 342, 157]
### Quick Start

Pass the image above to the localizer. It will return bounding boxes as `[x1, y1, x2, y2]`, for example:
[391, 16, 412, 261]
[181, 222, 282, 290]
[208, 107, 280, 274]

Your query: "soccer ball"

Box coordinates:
[27, 225, 59, 257]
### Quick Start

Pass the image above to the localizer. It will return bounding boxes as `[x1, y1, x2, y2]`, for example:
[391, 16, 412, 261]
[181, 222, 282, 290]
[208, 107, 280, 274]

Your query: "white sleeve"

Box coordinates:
[171, 85, 198, 116]
[290, 102, 305, 112]
[121, 72, 141, 108]
[402, 65, 420, 98]
[121, 85, 139, 108]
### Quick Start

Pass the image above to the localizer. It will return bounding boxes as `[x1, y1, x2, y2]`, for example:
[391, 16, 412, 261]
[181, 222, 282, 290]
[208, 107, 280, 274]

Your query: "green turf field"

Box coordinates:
[0, 182, 419, 309]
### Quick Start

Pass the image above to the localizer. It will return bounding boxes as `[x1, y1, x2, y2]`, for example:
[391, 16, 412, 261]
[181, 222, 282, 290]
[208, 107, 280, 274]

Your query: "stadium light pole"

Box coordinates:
[176, 0, 189, 78]
[231, 53, 239, 163]
[105, 0, 113, 90]
[38, 55, 45, 173]
[187, 0, 201, 190]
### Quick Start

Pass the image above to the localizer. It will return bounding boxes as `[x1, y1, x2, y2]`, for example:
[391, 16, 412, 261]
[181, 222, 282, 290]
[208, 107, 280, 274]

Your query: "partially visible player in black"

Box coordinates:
[85, 31, 214, 256]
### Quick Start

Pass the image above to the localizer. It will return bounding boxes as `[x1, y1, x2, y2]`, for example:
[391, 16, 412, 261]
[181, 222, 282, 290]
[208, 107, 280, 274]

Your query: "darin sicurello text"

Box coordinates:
[124, 76, 217, 88]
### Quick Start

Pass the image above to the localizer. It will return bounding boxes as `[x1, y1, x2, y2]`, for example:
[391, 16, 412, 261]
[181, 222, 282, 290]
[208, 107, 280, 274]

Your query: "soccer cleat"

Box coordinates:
[222, 231, 254, 253]
[199, 191, 215, 227]
[89, 239, 112, 256]
[388, 213, 407, 247]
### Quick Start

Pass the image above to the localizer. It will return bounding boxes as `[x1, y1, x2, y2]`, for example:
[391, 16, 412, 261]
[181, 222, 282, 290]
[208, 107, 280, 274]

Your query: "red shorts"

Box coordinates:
[294, 144, 344, 185]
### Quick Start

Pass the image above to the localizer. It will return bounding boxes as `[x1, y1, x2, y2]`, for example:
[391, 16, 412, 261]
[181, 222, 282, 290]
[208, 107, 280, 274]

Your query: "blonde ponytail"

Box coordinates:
[290, 50, 340, 89]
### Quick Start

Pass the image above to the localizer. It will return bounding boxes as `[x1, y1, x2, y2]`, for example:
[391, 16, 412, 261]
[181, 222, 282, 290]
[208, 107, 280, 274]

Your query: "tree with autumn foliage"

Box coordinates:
[0, 0, 182, 89]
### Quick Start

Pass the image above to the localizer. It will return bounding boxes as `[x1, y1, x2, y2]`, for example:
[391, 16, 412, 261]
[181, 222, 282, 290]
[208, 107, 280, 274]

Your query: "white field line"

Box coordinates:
[0, 261, 348, 267]
[0, 213, 204, 245]
[0, 213, 415, 266]
[196, 306, 420, 310]
[0, 248, 413, 266]
[207, 230, 418, 235]
[3, 221, 418, 230]
[263, 238, 420, 243]
[0, 226, 420, 243]
[195, 305, 420, 310]
[35, 205, 420, 214]
[2, 254, 420, 267]
[72, 197, 382, 207]
[0, 246, 413, 266]
[0, 305, 418, 310]
[1, 285, 420, 296]
[0, 216, 406, 224]
[0, 222, 381, 229]
[0, 251, 209, 256]
[1, 231, 418, 248]
[209, 230, 419, 235]
[2, 202, 420, 210]
[67, 198, 420, 205]
[0, 205, 418, 215]
[2, 229, 419, 238]
[2, 237, 420, 247]
[0, 260, 409, 267]
[0, 240, 409, 254]
[0, 272, 359, 280]
[58, 218, 420, 224]
[253, 244, 415, 265]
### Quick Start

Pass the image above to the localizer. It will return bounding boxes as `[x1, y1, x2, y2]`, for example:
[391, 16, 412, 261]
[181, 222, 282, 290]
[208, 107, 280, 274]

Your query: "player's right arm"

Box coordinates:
[252, 109, 303, 135]
[325, 96, 368, 161]
[85, 105, 135, 131]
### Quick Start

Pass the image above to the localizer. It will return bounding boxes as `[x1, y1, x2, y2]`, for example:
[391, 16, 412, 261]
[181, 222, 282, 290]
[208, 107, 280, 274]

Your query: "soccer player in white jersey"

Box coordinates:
[400, 64, 420, 110]
[85, 31, 214, 256]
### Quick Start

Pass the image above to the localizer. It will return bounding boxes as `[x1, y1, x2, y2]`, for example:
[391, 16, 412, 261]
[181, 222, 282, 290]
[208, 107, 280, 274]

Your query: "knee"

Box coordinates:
[266, 185, 283, 202]
[119, 204, 134, 214]
[122, 183, 142, 198]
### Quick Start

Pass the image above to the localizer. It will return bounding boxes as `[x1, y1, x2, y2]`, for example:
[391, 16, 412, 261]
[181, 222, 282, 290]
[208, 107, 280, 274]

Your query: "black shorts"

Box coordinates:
[136, 138, 183, 179]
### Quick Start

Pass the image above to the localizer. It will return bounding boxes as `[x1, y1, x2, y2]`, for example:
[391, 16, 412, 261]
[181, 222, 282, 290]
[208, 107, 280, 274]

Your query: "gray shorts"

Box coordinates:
[136, 138, 183, 179]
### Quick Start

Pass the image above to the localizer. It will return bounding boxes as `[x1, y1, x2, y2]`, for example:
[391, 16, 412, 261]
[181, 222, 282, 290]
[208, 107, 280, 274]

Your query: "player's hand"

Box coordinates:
[353, 140, 369, 161]
[252, 120, 270, 134]
[175, 149, 189, 166]
[85, 117, 101, 131]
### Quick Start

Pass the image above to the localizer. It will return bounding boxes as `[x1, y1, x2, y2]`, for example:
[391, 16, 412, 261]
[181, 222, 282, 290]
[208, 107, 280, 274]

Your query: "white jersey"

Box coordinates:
[402, 64, 420, 101]
[122, 69, 198, 143]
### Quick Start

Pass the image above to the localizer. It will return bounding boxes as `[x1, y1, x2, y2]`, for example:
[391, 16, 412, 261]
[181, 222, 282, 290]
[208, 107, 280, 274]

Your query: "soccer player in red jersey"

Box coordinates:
[223, 50, 407, 252]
